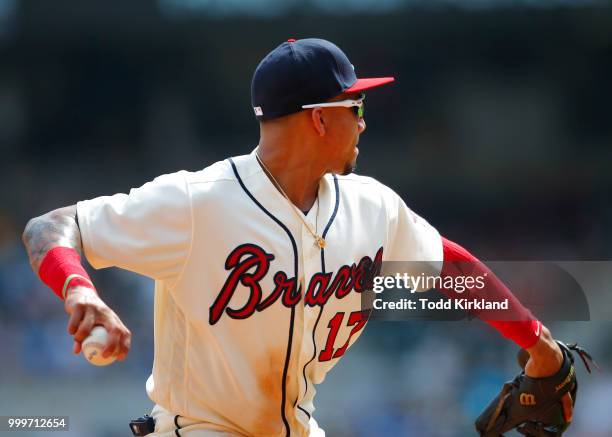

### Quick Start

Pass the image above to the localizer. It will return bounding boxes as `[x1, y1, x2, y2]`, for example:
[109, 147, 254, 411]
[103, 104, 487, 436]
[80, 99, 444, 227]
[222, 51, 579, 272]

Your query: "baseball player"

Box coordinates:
[23, 38, 572, 436]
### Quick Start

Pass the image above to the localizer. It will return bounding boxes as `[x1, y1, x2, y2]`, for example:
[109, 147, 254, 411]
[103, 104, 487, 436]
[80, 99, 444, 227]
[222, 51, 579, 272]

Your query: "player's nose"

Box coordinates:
[358, 117, 366, 134]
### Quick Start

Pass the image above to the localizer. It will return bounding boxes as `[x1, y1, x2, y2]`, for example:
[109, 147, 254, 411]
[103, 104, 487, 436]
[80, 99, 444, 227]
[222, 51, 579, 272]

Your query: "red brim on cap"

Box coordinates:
[344, 77, 395, 93]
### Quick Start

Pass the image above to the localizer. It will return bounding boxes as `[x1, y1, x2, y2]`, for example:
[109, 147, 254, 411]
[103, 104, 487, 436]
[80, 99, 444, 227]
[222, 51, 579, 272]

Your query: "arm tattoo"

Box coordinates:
[22, 205, 82, 274]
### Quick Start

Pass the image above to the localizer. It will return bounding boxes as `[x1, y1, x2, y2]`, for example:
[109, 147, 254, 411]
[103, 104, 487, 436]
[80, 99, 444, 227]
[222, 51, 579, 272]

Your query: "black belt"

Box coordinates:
[129, 414, 155, 436]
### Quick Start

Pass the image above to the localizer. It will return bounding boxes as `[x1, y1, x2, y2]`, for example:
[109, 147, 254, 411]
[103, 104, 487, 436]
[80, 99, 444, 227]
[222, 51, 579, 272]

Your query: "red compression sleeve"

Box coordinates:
[38, 246, 95, 300]
[440, 237, 542, 349]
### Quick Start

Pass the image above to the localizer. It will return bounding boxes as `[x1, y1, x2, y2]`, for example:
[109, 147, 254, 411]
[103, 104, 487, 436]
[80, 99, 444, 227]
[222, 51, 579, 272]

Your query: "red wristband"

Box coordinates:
[38, 246, 95, 300]
[486, 319, 542, 349]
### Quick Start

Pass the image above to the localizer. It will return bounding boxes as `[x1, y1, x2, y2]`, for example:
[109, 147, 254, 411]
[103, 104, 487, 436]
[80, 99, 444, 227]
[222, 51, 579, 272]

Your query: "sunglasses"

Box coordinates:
[302, 93, 365, 118]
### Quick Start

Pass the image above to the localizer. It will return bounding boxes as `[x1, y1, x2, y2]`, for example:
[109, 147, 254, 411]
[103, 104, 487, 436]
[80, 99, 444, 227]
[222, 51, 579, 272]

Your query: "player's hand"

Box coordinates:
[524, 325, 563, 378]
[64, 285, 132, 361]
[520, 326, 572, 423]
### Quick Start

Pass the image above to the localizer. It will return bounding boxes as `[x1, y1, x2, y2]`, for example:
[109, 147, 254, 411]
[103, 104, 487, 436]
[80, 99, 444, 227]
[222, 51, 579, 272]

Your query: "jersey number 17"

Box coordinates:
[318, 310, 370, 362]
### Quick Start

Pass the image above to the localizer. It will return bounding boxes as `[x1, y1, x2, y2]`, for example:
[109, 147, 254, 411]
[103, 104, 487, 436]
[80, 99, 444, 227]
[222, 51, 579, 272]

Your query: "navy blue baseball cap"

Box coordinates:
[251, 38, 395, 121]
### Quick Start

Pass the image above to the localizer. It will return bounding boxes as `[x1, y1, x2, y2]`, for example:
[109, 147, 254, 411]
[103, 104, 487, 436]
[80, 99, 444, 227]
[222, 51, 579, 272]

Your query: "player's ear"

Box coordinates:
[310, 108, 326, 137]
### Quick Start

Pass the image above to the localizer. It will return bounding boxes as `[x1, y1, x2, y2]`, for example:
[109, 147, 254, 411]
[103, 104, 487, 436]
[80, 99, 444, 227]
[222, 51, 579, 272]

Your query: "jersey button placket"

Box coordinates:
[297, 220, 322, 413]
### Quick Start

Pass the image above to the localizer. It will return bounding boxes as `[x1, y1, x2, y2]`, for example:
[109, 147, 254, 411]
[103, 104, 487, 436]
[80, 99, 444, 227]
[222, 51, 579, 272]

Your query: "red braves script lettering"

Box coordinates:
[209, 244, 383, 325]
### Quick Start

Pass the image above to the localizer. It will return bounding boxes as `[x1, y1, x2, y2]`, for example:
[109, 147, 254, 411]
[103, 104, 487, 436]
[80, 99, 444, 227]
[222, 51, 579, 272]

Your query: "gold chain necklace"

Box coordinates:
[255, 152, 326, 249]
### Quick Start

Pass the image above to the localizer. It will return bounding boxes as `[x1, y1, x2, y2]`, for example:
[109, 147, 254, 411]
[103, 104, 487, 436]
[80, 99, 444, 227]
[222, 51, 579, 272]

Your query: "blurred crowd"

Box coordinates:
[1, 1, 611, 436]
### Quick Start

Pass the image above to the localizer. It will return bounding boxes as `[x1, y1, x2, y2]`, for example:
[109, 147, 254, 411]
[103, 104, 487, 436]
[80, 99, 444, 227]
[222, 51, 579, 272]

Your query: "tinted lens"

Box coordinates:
[352, 102, 364, 118]
[354, 93, 365, 118]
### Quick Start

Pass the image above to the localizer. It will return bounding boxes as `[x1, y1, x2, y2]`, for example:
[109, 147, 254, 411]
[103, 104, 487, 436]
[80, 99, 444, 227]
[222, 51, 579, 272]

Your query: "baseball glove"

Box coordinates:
[475, 341, 597, 437]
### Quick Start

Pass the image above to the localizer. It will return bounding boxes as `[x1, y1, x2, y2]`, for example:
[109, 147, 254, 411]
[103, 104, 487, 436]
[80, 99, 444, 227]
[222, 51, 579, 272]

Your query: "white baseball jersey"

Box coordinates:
[76, 149, 443, 437]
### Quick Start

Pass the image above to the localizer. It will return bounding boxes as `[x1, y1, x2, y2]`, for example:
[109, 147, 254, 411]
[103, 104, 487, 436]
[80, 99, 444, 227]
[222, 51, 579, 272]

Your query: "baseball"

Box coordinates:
[82, 326, 116, 366]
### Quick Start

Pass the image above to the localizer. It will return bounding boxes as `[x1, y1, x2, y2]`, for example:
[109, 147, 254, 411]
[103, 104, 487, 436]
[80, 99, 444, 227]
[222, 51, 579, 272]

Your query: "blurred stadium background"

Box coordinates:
[0, 0, 611, 436]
